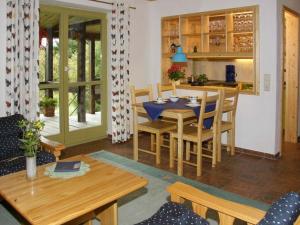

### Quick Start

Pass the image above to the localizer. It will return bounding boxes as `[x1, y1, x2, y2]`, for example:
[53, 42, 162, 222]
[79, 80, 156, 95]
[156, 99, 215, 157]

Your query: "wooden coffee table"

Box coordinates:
[0, 155, 148, 225]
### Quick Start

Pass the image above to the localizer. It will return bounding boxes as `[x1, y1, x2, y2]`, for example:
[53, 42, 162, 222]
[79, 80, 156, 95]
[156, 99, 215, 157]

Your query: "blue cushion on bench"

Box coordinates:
[135, 202, 209, 225]
[0, 136, 23, 161]
[258, 192, 300, 225]
[0, 151, 56, 176]
[0, 114, 23, 137]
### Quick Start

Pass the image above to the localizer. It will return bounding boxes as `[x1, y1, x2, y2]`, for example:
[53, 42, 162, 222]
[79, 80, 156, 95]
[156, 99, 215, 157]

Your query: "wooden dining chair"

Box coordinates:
[131, 85, 177, 164]
[217, 87, 239, 162]
[157, 83, 176, 97]
[169, 90, 222, 176]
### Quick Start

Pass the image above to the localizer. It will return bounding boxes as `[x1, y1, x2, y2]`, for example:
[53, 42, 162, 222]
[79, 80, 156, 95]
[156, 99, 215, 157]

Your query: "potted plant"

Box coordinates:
[18, 119, 45, 180]
[196, 73, 208, 85]
[40, 97, 57, 117]
[167, 64, 185, 85]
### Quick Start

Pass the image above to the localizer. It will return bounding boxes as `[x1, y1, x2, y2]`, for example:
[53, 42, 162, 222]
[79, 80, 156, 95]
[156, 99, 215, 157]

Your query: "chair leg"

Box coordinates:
[217, 130, 222, 163]
[212, 137, 217, 168]
[186, 141, 191, 161]
[230, 128, 235, 156]
[156, 133, 161, 164]
[170, 134, 174, 168]
[196, 141, 202, 176]
[226, 130, 231, 153]
[151, 134, 155, 151]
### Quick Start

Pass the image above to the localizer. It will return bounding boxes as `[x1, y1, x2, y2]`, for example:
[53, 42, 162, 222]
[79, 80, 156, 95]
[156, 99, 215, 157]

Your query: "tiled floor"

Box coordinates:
[63, 135, 300, 204]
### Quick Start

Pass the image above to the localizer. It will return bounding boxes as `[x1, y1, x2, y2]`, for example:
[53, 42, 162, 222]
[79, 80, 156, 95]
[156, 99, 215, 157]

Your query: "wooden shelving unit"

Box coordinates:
[161, 6, 259, 94]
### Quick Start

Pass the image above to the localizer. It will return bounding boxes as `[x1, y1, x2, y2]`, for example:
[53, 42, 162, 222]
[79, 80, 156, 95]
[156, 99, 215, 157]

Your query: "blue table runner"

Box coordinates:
[143, 98, 216, 129]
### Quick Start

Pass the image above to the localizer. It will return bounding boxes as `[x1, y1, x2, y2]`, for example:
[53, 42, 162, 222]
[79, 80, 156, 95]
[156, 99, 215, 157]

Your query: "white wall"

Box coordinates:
[134, 0, 280, 155]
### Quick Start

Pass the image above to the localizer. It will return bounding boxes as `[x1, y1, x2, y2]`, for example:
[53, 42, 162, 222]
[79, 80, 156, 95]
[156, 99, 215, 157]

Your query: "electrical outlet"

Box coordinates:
[264, 74, 271, 92]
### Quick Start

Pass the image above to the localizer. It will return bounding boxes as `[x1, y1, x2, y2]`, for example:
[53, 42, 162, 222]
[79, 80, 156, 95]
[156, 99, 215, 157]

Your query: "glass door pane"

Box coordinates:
[64, 13, 106, 146]
[39, 9, 62, 140]
[68, 85, 101, 131]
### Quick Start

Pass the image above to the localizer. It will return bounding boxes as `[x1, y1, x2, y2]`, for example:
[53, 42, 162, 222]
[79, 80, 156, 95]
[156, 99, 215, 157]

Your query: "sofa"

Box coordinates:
[136, 182, 300, 225]
[0, 114, 64, 176]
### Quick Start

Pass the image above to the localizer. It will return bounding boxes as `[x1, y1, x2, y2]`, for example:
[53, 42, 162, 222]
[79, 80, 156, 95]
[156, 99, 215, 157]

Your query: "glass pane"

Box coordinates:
[39, 88, 60, 136]
[68, 16, 102, 83]
[68, 85, 101, 131]
[39, 9, 61, 137]
[39, 11, 60, 83]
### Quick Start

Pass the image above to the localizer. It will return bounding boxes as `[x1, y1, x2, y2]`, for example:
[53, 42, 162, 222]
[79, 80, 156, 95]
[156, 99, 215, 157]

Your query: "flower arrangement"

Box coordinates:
[196, 73, 208, 84]
[18, 120, 45, 157]
[167, 64, 185, 81]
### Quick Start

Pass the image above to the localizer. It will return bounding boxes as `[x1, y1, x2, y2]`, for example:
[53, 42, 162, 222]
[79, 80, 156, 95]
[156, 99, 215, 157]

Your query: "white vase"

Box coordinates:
[26, 156, 37, 180]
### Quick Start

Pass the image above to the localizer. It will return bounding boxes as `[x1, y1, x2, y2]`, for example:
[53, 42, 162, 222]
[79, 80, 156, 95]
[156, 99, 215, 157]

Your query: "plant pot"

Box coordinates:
[26, 156, 37, 180]
[172, 80, 181, 86]
[44, 106, 55, 117]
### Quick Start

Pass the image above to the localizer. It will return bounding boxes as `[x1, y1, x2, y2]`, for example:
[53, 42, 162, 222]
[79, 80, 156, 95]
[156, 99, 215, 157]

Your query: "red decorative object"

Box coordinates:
[167, 64, 185, 81]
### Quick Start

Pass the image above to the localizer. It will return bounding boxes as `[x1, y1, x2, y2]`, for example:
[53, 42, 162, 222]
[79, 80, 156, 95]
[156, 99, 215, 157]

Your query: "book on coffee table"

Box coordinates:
[54, 161, 81, 172]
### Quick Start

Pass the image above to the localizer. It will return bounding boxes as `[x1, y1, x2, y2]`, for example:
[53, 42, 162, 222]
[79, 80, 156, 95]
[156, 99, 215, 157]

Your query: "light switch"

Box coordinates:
[264, 74, 271, 92]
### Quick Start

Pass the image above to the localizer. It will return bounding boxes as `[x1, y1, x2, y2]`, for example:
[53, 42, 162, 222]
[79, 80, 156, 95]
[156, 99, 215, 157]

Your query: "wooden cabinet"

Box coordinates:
[161, 6, 259, 94]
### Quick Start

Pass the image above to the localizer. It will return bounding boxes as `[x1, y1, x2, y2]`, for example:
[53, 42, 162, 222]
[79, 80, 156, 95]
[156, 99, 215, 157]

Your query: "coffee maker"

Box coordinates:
[226, 65, 237, 83]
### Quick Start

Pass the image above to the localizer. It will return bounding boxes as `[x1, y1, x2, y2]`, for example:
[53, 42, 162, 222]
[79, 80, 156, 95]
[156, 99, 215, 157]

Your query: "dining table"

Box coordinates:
[132, 99, 199, 176]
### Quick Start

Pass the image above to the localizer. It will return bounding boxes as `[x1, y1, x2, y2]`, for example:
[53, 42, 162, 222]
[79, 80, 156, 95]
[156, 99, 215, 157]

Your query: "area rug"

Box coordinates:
[0, 150, 269, 225]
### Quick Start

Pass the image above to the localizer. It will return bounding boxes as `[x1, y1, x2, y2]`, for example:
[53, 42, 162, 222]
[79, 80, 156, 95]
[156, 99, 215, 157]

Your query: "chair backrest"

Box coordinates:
[157, 83, 176, 97]
[197, 90, 222, 137]
[220, 87, 239, 120]
[130, 85, 154, 104]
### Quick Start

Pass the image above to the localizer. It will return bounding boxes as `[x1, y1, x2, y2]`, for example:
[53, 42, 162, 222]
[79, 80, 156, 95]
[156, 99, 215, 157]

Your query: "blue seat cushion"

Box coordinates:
[0, 151, 56, 176]
[0, 136, 23, 161]
[0, 114, 24, 137]
[258, 192, 300, 225]
[135, 202, 209, 225]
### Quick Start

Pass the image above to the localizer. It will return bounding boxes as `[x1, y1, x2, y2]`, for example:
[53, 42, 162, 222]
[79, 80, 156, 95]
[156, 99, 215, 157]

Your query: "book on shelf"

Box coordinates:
[54, 161, 81, 172]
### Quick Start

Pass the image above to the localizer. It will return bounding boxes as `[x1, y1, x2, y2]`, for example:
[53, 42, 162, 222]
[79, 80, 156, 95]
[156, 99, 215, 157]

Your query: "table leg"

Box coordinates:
[96, 201, 118, 225]
[133, 107, 138, 161]
[177, 114, 183, 176]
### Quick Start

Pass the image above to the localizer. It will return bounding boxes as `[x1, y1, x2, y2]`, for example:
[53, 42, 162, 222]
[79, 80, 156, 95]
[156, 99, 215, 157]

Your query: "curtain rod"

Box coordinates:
[89, 0, 136, 10]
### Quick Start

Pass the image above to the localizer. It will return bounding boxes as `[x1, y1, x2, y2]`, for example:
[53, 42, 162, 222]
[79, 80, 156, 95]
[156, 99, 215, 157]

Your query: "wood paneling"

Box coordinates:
[283, 9, 299, 143]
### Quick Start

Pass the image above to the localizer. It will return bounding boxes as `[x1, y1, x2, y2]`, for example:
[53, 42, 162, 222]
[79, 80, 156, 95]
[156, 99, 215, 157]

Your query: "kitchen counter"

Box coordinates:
[177, 82, 239, 92]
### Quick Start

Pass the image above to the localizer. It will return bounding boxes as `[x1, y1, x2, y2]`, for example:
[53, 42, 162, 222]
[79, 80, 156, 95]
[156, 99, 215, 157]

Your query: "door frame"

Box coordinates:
[281, 6, 299, 145]
[40, 5, 108, 147]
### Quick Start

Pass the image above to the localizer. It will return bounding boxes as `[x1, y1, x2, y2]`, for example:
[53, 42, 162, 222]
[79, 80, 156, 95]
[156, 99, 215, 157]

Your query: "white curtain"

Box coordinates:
[5, 0, 40, 121]
[111, 0, 131, 143]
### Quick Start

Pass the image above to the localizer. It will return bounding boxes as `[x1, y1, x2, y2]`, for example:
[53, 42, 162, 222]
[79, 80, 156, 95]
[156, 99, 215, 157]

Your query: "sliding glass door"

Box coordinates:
[39, 6, 107, 146]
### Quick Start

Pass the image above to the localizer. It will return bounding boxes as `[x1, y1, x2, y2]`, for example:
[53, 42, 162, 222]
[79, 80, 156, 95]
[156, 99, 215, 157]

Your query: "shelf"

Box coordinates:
[181, 33, 201, 36]
[177, 83, 254, 94]
[161, 5, 258, 94]
[228, 31, 253, 35]
[203, 32, 226, 35]
[187, 52, 253, 59]
[162, 35, 180, 38]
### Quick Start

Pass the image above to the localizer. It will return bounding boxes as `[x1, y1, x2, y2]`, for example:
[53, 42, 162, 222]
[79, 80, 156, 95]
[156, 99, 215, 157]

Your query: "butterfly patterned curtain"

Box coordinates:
[5, 0, 40, 121]
[111, 0, 131, 143]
